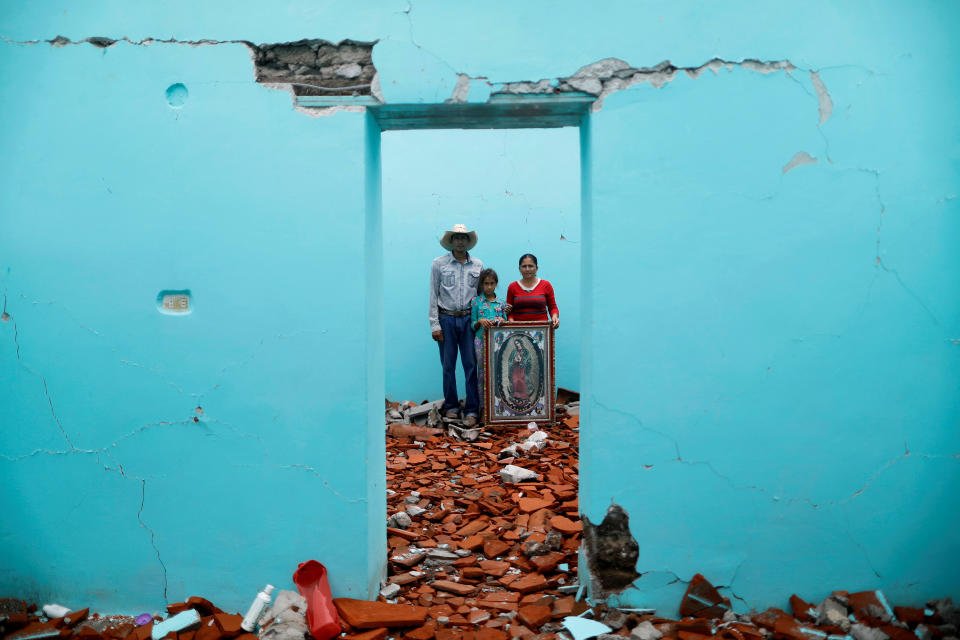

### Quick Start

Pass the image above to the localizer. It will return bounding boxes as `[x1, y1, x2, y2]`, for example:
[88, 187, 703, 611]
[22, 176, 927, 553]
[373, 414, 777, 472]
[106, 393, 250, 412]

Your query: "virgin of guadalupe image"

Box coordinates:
[508, 338, 533, 405]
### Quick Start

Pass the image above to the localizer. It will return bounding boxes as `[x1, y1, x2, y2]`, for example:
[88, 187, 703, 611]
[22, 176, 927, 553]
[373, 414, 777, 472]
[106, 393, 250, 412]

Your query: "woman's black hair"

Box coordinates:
[518, 253, 538, 267]
[477, 268, 499, 294]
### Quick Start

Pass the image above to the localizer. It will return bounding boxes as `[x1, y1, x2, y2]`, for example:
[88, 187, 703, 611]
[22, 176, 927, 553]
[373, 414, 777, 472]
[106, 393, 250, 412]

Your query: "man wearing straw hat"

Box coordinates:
[429, 223, 483, 427]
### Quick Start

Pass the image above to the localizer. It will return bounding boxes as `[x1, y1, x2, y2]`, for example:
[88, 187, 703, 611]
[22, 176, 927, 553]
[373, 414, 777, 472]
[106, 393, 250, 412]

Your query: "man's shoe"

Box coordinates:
[463, 414, 478, 427]
[445, 409, 459, 420]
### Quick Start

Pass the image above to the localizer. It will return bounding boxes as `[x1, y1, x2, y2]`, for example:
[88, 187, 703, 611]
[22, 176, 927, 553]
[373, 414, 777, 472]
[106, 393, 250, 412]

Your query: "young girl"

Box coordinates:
[470, 268, 509, 412]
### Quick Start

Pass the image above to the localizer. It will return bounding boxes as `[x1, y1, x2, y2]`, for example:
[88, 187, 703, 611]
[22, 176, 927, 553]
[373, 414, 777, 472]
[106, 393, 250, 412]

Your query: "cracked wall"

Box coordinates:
[1, 0, 959, 617]
[0, 38, 385, 611]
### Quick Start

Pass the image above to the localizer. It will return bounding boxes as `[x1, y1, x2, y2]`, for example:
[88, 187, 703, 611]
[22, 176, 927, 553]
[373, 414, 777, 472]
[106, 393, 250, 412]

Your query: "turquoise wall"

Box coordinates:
[382, 128, 580, 401]
[0, 40, 384, 609]
[1, 0, 958, 616]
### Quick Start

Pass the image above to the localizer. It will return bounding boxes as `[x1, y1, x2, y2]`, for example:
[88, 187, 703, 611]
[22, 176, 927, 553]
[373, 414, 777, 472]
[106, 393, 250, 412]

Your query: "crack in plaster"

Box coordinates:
[859, 168, 941, 326]
[490, 57, 798, 112]
[137, 478, 169, 604]
[1, 35, 249, 48]
[592, 398, 959, 511]
[4, 297, 77, 452]
[194, 329, 329, 403]
[120, 360, 186, 394]
[276, 464, 367, 504]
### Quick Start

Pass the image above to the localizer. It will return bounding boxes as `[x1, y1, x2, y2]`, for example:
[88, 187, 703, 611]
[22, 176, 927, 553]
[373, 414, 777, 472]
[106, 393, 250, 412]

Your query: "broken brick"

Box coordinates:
[483, 540, 512, 558]
[548, 516, 581, 535]
[790, 596, 817, 624]
[517, 606, 552, 629]
[678, 574, 731, 619]
[347, 628, 390, 640]
[333, 599, 428, 629]
[505, 574, 547, 594]
[405, 622, 438, 640]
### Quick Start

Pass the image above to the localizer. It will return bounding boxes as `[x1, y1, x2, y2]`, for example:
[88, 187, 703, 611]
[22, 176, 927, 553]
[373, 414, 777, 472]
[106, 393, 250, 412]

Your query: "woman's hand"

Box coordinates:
[552, 315, 560, 329]
[503, 303, 513, 314]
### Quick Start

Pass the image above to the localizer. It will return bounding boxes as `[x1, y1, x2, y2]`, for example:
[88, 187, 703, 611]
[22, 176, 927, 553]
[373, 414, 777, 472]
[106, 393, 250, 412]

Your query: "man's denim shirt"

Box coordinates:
[429, 252, 484, 332]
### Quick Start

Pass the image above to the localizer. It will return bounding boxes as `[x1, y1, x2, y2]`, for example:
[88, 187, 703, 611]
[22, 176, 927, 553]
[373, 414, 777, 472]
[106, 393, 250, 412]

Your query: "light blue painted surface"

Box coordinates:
[0, 41, 382, 609]
[1, 0, 958, 617]
[382, 128, 580, 401]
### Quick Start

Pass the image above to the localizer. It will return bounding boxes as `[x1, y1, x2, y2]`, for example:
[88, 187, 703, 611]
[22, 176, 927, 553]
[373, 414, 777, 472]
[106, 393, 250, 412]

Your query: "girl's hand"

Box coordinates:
[479, 318, 494, 328]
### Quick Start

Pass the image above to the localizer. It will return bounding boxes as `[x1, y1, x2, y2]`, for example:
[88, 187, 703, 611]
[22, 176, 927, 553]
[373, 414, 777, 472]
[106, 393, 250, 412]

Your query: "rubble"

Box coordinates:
[381, 397, 582, 640]
[257, 590, 307, 640]
[151, 610, 200, 640]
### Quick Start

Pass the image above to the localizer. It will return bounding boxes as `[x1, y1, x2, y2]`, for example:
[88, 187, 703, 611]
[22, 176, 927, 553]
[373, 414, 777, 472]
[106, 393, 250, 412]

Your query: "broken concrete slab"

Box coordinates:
[406, 400, 444, 420]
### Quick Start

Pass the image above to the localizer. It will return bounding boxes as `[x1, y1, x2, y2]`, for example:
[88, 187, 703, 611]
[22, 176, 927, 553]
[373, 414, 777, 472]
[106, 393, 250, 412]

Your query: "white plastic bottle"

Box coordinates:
[241, 584, 274, 632]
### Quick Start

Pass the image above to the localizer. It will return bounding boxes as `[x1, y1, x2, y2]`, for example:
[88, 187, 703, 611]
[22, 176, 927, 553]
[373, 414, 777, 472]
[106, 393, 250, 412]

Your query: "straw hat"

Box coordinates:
[439, 223, 478, 251]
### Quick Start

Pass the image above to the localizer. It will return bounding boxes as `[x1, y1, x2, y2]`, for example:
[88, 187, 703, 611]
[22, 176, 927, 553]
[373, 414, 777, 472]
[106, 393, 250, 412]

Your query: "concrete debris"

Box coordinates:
[631, 620, 664, 640]
[40, 605, 71, 620]
[379, 583, 402, 600]
[601, 607, 628, 630]
[819, 595, 852, 630]
[520, 430, 549, 452]
[258, 590, 308, 640]
[499, 464, 540, 483]
[388, 511, 413, 529]
[426, 405, 442, 428]
[405, 399, 445, 422]
[447, 424, 482, 442]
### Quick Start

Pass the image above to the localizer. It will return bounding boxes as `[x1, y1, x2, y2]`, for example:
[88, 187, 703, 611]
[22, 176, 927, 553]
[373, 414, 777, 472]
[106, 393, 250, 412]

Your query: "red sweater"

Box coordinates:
[507, 280, 558, 322]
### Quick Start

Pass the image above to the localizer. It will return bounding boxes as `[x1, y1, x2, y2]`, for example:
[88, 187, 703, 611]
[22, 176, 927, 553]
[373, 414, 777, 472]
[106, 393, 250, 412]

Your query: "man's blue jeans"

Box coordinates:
[437, 313, 479, 416]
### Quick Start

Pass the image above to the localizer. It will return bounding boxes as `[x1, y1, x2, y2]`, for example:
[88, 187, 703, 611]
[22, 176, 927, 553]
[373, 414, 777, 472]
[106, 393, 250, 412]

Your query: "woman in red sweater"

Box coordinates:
[506, 253, 559, 328]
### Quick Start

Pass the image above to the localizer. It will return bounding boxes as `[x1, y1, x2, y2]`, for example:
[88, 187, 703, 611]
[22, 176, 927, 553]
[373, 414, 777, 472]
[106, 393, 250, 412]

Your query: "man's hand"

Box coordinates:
[432, 330, 444, 342]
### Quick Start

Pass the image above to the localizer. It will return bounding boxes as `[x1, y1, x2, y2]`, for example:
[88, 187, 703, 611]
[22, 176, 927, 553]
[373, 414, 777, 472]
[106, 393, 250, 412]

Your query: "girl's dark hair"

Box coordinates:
[477, 268, 499, 294]
[518, 253, 538, 267]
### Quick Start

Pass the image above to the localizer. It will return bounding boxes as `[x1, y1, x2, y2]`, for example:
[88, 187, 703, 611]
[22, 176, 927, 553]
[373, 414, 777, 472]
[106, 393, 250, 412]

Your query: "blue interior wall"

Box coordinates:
[382, 129, 580, 402]
[584, 59, 960, 610]
[0, 41, 384, 610]
[1, 0, 958, 616]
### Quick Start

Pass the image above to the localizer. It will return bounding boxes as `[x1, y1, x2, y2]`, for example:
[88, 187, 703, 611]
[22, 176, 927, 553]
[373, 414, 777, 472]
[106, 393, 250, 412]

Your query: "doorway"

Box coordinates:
[381, 127, 582, 403]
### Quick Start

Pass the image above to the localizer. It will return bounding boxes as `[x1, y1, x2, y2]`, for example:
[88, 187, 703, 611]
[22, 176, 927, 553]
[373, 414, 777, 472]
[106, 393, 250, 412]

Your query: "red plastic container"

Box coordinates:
[292, 560, 340, 640]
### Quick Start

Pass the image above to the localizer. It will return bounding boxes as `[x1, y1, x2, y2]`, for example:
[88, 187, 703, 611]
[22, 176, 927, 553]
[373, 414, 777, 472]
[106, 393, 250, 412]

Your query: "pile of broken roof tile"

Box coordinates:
[0, 596, 253, 640]
[379, 396, 584, 640]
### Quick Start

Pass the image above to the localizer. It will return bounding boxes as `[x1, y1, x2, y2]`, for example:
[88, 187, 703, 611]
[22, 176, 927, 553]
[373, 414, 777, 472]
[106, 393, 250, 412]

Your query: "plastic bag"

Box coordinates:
[292, 560, 340, 640]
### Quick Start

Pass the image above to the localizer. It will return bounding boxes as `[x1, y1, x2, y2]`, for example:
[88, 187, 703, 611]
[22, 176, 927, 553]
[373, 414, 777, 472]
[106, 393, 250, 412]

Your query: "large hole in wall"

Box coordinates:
[249, 39, 376, 97]
[581, 504, 641, 596]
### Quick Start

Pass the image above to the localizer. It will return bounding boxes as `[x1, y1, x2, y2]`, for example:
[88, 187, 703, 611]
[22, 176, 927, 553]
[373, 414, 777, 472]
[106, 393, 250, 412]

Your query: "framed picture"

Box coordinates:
[482, 321, 555, 427]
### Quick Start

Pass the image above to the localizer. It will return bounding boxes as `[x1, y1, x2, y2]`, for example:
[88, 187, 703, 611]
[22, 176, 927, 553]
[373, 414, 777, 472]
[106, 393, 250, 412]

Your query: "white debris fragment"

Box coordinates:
[500, 464, 539, 483]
